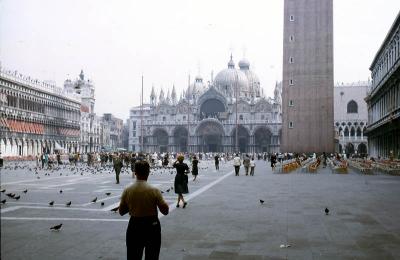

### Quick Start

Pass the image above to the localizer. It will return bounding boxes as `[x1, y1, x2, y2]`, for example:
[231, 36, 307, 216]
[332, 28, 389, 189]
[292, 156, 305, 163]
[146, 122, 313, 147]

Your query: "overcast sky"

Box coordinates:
[1, 0, 399, 120]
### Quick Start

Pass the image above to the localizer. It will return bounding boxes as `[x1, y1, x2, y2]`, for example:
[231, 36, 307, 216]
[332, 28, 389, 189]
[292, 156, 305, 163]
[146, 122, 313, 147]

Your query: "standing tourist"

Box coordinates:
[271, 153, 277, 171]
[119, 160, 169, 260]
[0, 152, 3, 168]
[233, 154, 241, 176]
[250, 157, 256, 176]
[173, 155, 189, 208]
[214, 154, 220, 170]
[113, 153, 123, 184]
[41, 153, 45, 168]
[130, 153, 136, 179]
[56, 152, 61, 165]
[243, 155, 250, 176]
[192, 156, 199, 181]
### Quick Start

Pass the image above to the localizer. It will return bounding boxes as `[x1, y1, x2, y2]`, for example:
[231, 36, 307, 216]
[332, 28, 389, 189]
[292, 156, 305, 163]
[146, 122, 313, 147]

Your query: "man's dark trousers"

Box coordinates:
[126, 216, 161, 260]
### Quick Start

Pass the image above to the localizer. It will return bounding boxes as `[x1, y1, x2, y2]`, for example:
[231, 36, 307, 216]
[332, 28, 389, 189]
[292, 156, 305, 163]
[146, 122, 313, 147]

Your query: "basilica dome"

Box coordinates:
[214, 55, 249, 98]
[239, 59, 261, 97]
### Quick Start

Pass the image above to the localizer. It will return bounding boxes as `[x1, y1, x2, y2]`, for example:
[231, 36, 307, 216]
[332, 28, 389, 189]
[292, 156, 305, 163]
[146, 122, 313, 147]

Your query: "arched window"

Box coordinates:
[344, 127, 349, 137]
[347, 100, 358, 113]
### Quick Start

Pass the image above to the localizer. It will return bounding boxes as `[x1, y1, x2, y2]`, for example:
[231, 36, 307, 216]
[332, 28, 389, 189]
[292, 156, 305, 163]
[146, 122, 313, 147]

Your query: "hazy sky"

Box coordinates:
[1, 0, 399, 120]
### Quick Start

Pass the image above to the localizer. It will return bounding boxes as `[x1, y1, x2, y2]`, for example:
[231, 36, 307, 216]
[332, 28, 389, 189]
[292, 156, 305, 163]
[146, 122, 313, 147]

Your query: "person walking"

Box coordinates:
[41, 153, 45, 168]
[243, 155, 250, 176]
[192, 156, 199, 181]
[271, 153, 277, 171]
[130, 153, 137, 179]
[119, 160, 169, 260]
[113, 153, 123, 184]
[173, 155, 189, 208]
[250, 157, 256, 176]
[56, 152, 62, 165]
[214, 154, 220, 170]
[233, 154, 241, 176]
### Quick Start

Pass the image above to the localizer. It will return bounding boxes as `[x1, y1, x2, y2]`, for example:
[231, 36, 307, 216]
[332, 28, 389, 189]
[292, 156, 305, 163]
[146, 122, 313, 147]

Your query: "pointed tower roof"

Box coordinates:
[159, 88, 165, 103]
[150, 85, 156, 99]
[166, 89, 171, 104]
[171, 85, 177, 104]
[228, 54, 235, 69]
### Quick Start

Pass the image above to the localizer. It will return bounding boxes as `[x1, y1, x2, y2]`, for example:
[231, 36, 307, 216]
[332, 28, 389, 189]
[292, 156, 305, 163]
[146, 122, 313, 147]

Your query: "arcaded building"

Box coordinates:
[128, 56, 282, 153]
[0, 67, 81, 156]
[334, 82, 369, 156]
[281, 0, 335, 153]
[366, 12, 400, 158]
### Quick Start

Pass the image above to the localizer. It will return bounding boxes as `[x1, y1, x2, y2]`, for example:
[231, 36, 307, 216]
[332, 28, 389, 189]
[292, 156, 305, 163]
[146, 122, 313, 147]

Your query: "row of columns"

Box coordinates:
[142, 134, 280, 153]
[0, 138, 80, 157]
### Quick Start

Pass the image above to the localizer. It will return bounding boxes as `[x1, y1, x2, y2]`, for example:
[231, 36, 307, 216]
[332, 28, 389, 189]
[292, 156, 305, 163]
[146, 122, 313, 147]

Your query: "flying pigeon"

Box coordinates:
[325, 208, 329, 215]
[23, 189, 28, 193]
[50, 223, 63, 231]
[14, 195, 21, 200]
[1, 199, 6, 204]
[91, 197, 97, 203]
[49, 201, 55, 206]
[105, 192, 111, 196]
[1, 189, 5, 193]
[260, 199, 265, 204]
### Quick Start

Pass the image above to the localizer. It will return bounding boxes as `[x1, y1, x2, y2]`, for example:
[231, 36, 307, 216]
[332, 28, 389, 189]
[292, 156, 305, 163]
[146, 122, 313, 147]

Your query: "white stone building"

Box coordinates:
[128, 56, 282, 153]
[0, 66, 81, 156]
[334, 82, 370, 156]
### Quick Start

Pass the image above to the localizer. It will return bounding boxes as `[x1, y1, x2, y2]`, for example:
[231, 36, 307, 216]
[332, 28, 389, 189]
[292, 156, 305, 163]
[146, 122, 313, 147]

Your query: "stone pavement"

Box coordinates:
[1, 160, 400, 259]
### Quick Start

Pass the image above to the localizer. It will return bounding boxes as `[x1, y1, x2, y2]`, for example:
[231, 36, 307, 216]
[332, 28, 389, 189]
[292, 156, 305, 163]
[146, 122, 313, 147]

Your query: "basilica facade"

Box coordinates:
[128, 56, 282, 154]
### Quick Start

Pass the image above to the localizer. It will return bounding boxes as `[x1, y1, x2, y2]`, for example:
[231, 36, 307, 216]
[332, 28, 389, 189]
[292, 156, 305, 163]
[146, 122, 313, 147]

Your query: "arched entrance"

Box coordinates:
[173, 126, 188, 152]
[231, 126, 250, 153]
[153, 128, 169, 153]
[345, 143, 355, 155]
[358, 143, 367, 155]
[254, 127, 272, 153]
[196, 120, 224, 152]
[199, 99, 225, 120]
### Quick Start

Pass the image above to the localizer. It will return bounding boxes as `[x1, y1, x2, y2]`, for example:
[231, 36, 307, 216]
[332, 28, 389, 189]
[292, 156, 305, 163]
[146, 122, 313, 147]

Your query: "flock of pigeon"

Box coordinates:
[1, 161, 331, 233]
[0, 162, 212, 231]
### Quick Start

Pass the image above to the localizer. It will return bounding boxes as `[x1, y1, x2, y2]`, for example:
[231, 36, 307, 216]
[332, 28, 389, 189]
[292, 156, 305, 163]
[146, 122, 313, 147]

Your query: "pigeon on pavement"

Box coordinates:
[50, 224, 63, 231]
[110, 206, 119, 212]
[260, 199, 265, 204]
[91, 197, 97, 203]
[49, 201, 55, 206]
[6, 193, 15, 198]
[66, 201, 72, 207]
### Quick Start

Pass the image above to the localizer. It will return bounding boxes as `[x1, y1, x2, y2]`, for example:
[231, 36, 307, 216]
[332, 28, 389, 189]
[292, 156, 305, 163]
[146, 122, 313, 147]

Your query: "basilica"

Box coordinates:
[128, 56, 282, 153]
